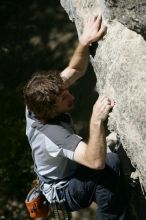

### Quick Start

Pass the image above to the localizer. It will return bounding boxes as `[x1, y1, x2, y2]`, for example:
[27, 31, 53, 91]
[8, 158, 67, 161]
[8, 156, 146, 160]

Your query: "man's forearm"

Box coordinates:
[60, 42, 89, 87]
[60, 14, 107, 87]
[74, 95, 114, 169]
[68, 42, 89, 76]
[68, 13, 107, 76]
[86, 120, 107, 169]
[84, 95, 115, 169]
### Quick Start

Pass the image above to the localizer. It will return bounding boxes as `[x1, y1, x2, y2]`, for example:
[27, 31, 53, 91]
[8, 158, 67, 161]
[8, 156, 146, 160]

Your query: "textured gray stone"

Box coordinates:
[60, 0, 146, 191]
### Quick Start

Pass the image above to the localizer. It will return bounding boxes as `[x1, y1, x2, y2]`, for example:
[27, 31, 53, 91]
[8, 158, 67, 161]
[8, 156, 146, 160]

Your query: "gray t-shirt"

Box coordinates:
[25, 108, 82, 202]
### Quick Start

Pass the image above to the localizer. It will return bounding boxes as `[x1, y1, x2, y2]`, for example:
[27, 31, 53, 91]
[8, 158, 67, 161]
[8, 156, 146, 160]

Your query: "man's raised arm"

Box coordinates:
[60, 14, 107, 87]
[74, 96, 115, 169]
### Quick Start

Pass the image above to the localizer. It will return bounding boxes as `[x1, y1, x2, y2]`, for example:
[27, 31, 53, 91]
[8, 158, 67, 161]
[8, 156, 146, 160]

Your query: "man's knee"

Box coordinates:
[64, 177, 96, 211]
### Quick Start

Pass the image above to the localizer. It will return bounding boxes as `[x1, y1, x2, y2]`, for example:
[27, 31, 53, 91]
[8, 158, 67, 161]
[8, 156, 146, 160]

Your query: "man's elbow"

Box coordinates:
[92, 161, 105, 170]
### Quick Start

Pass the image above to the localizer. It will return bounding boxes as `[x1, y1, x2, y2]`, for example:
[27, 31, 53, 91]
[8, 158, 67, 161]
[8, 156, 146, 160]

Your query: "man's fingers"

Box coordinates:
[87, 14, 101, 26]
[98, 95, 107, 102]
[96, 25, 107, 40]
[104, 105, 113, 115]
[98, 95, 110, 103]
[82, 13, 107, 45]
[97, 95, 115, 109]
[93, 95, 115, 121]
[93, 14, 100, 21]
[94, 13, 102, 30]
[110, 99, 115, 107]
[103, 103, 113, 111]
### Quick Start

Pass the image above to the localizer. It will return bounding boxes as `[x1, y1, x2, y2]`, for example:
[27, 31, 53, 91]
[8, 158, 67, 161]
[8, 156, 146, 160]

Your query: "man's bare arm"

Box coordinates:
[74, 96, 115, 169]
[60, 43, 89, 87]
[60, 14, 107, 87]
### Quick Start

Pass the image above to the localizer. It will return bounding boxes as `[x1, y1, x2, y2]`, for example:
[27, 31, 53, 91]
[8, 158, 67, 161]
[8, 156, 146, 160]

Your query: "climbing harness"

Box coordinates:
[49, 181, 72, 220]
[25, 158, 72, 220]
[51, 198, 71, 220]
[25, 179, 72, 219]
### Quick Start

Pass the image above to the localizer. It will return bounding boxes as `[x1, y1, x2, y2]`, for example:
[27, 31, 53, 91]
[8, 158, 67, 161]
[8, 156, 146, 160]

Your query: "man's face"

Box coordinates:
[55, 89, 75, 114]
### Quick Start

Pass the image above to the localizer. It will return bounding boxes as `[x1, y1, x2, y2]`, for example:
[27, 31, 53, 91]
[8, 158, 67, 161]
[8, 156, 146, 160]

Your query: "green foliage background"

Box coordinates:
[0, 0, 77, 217]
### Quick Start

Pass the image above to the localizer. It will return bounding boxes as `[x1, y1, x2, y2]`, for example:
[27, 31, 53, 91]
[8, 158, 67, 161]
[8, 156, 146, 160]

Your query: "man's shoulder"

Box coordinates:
[26, 110, 74, 142]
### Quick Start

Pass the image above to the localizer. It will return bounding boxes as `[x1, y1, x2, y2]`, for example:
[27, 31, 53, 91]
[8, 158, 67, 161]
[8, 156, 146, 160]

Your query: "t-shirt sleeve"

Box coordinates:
[43, 124, 82, 160]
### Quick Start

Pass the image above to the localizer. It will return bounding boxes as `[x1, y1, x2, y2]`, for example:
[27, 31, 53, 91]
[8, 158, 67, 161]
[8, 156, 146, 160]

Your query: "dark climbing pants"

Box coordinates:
[58, 153, 127, 220]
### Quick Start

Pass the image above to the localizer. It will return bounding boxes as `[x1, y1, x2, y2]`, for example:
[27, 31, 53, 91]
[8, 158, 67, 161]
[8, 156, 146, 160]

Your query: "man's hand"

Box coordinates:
[74, 94, 113, 170]
[80, 14, 107, 46]
[91, 95, 115, 123]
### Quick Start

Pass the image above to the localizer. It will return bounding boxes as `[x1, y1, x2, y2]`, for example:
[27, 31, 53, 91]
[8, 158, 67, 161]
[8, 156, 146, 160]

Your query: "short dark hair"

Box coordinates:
[23, 70, 64, 123]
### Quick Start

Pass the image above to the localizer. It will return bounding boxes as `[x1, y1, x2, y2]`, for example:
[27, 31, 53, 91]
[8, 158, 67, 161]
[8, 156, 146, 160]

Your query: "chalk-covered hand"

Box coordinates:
[80, 14, 107, 46]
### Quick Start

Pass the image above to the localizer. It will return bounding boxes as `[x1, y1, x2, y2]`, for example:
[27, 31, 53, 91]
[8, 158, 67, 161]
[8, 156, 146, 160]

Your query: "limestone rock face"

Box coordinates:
[60, 0, 146, 190]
